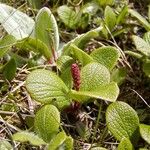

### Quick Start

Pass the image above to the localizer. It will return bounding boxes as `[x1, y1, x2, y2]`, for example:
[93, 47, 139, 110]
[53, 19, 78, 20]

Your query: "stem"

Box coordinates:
[90, 101, 103, 149]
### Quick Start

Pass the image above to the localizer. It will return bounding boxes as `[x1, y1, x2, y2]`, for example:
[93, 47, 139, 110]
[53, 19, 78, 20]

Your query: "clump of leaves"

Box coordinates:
[13, 105, 73, 149]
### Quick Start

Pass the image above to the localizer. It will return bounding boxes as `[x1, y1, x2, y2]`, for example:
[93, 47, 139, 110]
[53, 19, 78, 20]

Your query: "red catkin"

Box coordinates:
[71, 63, 81, 91]
[69, 63, 81, 112]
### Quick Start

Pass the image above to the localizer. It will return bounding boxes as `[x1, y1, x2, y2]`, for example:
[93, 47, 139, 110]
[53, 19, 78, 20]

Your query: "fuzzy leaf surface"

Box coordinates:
[140, 124, 150, 144]
[34, 105, 60, 142]
[104, 6, 116, 31]
[63, 27, 102, 54]
[106, 102, 139, 142]
[26, 69, 69, 104]
[0, 140, 13, 150]
[66, 44, 93, 66]
[35, 7, 59, 52]
[46, 132, 66, 150]
[0, 3, 34, 40]
[129, 9, 150, 31]
[132, 35, 150, 56]
[118, 138, 134, 150]
[91, 46, 120, 70]
[57, 5, 80, 29]
[13, 131, 46, 146]
[80, 62, 110, 91]
[70, 82, 119, 102]
[17, 37, 51, 60]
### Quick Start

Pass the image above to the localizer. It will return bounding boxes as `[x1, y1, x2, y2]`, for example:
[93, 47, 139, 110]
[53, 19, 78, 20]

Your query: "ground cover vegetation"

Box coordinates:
[0, 0, 150, 149]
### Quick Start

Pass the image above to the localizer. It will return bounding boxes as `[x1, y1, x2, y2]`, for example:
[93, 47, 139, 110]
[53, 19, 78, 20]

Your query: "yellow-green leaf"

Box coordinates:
[104, 6, 116, 31]
[132, 35, 150, 56]
[118, 138, 134, 150]
[34, 105, 60, 142]
[13, 131, 46, 146]
[129, 9, 150, 31]
[106, 102, 140, 142]
[80, 62, 110, 91]
[91, 46, 120, 70]
[26, 69, 69, 104]
[140, 124, 150, 144]
[46, 132, 66, 150]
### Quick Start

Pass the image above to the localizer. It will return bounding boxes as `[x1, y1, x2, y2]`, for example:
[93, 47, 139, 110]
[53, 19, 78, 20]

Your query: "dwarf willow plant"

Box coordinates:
[0, 3, 131, 150]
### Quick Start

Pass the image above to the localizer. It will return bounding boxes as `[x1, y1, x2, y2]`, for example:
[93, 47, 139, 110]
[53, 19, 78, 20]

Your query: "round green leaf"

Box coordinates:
[34, 105, 60, 142]
[64, 136, 74, 150]
[91, 46, 120, 70]
[106, 102, 139, 142]
[0, 140, 13, 150]
[140, 124, 150, 144]
[26, 69, 69, 104]
[118, 138, 134, 150]
[46, 132, 66, 150]
[80, 62, 110, 91]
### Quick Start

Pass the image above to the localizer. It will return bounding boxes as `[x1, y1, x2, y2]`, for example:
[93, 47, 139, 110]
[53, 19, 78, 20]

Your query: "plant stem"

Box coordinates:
[90, 101, 103, 149]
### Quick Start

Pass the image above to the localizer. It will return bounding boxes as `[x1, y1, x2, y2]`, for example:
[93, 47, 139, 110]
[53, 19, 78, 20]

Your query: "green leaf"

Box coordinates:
[56, 55, 74, 72]
[132, 35, 150, 56]
[70, 82, 119, 103]
[91, 46, 120, 70]
[3, 58, 16, 81]
[96, 0, 114, 6]
[104, 6, 116, 31]
[118, 138, 134, 150]
[143, 62, 150, 77]
[13, 131, 46, 146]
[81, 2, 99, 15]
[60, 67, 72, 89]
[17, 37, 51, 60]
[129, 9, 150, 31]
[111, 68, 127, 86]
[35, 7, 59, 52]
[26, 69, 69, 104]
[63, 27, 102, 54]
[0, 35, 16, 58]
[57, 5, 80, 29]
[34, 105, 60, 142]
[80, 62, 110, 91]
[46, 132, 66, 150]
[63, 136, 74, 150]
[0, 140, 13, 150]
[143, 31, 150, 45]
[106, 101, 140, 142]
[140, 124, 150, 144]
[27, 0, 42, 9]
[125, 51, 143, 59]
[67, 44, 94, 66]
[0, 3, 35, 40]
[116, 5, 128, 25]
